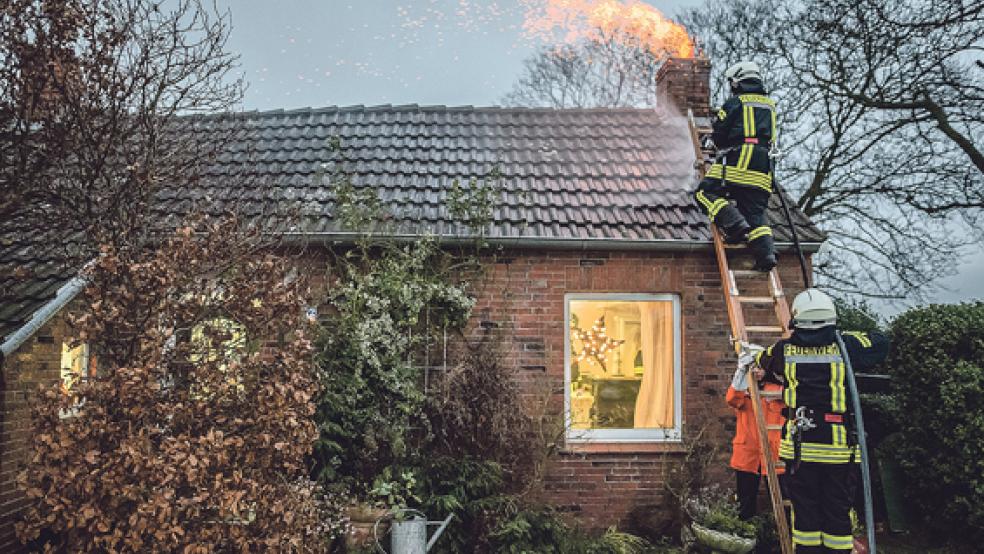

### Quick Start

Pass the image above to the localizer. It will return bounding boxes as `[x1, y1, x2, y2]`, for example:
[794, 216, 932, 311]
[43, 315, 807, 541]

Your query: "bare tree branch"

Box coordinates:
[682, 0, 984, 299]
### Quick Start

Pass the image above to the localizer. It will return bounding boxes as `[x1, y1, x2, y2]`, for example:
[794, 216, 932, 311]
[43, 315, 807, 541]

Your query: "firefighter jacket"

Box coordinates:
[706, 79, 776, 193]
[756, 327, 890, 464]
[726, 382, 785, 475]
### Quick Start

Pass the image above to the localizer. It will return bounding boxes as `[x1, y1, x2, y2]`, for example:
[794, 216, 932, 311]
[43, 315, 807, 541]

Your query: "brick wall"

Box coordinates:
[0, 245, 809, 547]
[656, 56, 712, 118]
[0, 315, 73, 553]
[469, 248, 807, 531]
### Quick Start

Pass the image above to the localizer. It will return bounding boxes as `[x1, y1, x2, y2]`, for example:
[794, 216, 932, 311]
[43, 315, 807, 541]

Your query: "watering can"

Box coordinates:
[373, 508, 454, 554]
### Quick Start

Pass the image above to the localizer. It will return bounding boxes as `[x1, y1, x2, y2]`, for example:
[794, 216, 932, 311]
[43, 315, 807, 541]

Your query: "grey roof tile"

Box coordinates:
[2, 104, 825, 342]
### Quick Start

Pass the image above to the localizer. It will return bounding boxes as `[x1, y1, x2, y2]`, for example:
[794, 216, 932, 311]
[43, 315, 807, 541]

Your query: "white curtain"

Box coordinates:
[634, 301, 675, 428]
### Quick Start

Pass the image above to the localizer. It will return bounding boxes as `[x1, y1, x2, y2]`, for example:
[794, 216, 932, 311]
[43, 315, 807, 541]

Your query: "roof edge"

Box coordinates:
[280, 232, 823, 254]
[1, 270, 89, 359]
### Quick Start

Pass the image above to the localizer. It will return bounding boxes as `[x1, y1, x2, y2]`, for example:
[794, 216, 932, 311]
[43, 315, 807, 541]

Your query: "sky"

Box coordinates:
[221, 0, 702, 109]
[219, 0, 984, 315]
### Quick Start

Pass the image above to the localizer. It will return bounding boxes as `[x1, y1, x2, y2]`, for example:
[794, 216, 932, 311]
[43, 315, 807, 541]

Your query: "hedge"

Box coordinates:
[886, 302, 984, 543]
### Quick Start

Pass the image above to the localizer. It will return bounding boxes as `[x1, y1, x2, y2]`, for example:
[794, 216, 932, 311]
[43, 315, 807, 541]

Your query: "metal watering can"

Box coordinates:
[373, 508, 454, 554]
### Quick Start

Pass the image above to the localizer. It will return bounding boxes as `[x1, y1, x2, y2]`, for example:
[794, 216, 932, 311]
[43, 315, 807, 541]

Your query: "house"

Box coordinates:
[0, 57, 825, 547]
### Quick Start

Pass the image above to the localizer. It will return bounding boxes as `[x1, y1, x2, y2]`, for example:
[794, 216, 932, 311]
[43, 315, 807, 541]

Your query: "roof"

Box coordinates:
[158, 104, 824, 247]
[0, 227, 82, 343]
[2, 104, 825, 343]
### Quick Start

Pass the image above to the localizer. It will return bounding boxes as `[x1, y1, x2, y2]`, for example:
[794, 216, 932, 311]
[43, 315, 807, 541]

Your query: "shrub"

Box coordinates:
[488, 506, 658, 554]
[886, 302, 984, 543]
[17, 220, 339, 552]
[833, 298, 883, 334]
[416, 456, 512, 553]
[417, 332, 564, 553]
[311, 237, 475, 497]
[424, 331, 545, 486]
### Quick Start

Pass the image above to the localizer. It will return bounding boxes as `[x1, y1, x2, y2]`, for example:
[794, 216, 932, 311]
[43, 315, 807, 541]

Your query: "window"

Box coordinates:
[190, 317, 249, 365]
[60, 341, 92, 393]
[60, 341, 96, 418]
[565, 294, 682, 442]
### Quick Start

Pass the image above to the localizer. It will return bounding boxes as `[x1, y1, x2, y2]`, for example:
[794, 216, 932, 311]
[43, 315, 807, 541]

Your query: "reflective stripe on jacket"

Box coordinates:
[757, 328, 890, 464]
[727, 383, 786, 474]
[709, 81, 777, 193]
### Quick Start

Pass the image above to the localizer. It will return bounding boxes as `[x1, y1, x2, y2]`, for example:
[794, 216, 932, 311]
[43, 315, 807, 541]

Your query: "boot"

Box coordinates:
[714, 204, 751, 243]
[749, 234, 777, 272]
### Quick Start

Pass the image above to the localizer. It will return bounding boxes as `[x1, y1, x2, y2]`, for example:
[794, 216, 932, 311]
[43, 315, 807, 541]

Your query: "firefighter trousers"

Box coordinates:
[693, 179, 774, 266]
[786, 462, 855, 552]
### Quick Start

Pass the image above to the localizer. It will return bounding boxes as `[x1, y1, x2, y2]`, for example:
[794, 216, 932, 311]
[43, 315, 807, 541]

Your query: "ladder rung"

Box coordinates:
[783, 500, 792, 508]
[738, 296, 775, 304]
[731, 269, 765, 278]
[767, 424, 783, 431]
[746, 325, 784, 334]
[774, 461, 786, 469]
[759, 390, 783, 399]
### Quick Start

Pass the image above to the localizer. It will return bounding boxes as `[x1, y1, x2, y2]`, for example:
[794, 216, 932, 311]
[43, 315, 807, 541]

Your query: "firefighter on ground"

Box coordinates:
[754, 289, 890, 552]
[728, 349, 785, 522]
[693, 60, 778, 272]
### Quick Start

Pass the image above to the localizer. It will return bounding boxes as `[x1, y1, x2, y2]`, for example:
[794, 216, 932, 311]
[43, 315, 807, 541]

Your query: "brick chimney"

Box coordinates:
[655, 55, 711, 118]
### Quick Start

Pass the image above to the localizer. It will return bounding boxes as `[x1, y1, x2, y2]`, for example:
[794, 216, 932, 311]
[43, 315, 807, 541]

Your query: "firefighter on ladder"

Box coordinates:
[693, 60, 778, 272]
[753, 289, 890, 552]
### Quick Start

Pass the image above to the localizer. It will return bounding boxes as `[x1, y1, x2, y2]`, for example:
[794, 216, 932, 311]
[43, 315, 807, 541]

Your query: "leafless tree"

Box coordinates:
[0, 0, 243, 254]
[681, 0, 984, 299]
[501, 33, 664, 108]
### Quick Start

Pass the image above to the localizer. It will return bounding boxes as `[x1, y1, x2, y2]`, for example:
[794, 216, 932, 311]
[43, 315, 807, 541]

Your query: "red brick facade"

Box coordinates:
[0, 246, 808, 547]
[657, 56, 713, 118]
[470, 248, 807, 531]
[1, 315, 75, 553]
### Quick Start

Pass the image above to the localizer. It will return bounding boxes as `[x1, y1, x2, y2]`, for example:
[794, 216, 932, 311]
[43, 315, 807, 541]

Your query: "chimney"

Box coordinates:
[656, 55, 711, 118]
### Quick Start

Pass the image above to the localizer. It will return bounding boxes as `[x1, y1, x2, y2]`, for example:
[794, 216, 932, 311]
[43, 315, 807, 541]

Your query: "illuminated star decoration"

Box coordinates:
[571, 316, 625, 372]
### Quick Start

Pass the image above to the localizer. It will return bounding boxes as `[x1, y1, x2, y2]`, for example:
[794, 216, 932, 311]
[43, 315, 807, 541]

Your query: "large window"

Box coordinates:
[565, 294, 682, 442]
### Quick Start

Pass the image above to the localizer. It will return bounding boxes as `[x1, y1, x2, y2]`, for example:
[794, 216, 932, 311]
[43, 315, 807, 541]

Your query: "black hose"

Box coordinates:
[835, 331, 877, 554]
[771, 160, 811, 288]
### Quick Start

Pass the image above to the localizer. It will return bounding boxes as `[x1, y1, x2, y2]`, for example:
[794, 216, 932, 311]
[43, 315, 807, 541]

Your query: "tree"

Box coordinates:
[17, 218, 341, 552]
[502, 35, 663, 108]
[0, 0, 243, 251]
[504, 0, 692, 108]
[681, 0, 984, 299]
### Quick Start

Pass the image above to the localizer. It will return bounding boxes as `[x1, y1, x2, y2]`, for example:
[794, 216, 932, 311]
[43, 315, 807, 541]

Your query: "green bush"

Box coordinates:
[311, 238, 474, 497]
[488, 506, 659, 554]
[416, 456, 512, 553]
[886, 302, 984, 543]
[833, 297, 883, 334]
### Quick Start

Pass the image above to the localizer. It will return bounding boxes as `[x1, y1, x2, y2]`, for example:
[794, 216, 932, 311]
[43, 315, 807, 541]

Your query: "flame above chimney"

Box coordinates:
[521, 0, 695, 58]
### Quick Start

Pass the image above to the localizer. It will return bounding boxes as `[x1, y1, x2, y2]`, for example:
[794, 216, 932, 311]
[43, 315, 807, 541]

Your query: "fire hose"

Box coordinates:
[835, 330, 877, 554]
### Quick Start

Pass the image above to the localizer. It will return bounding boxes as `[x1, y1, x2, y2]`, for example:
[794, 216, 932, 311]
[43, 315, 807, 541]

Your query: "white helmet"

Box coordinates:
[724, 60, 762, 84]
[791, 288, 837, 329]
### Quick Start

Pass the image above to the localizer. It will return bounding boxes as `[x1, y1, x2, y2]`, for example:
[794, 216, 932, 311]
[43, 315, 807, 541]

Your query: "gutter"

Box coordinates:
[1, 272, 89, 359]
[0, 231, 823, 358]
[279, 231, 824, 254]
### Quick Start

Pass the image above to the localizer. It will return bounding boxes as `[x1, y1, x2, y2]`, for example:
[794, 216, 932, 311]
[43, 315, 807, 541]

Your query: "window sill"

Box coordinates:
[562, 441, 688, 454]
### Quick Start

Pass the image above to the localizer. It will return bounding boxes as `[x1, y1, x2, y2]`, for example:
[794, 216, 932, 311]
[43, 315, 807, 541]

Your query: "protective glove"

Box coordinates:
[731, 346, 761, 392]
[731, 364, 749, 392]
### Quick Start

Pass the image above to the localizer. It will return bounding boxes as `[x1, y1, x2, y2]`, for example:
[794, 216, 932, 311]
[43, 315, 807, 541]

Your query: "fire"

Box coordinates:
[521, 0, 695, 58]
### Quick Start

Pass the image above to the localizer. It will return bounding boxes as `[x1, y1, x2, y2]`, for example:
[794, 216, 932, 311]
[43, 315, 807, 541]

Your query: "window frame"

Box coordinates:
[563, 292, 683, 444]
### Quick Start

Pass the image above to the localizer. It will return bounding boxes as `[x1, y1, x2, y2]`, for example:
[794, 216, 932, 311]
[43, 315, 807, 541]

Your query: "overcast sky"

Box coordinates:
[219, 0, 984, 315]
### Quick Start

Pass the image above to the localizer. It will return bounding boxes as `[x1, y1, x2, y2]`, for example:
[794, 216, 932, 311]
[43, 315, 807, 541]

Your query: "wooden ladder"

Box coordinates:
[687, 110, 794, 554]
